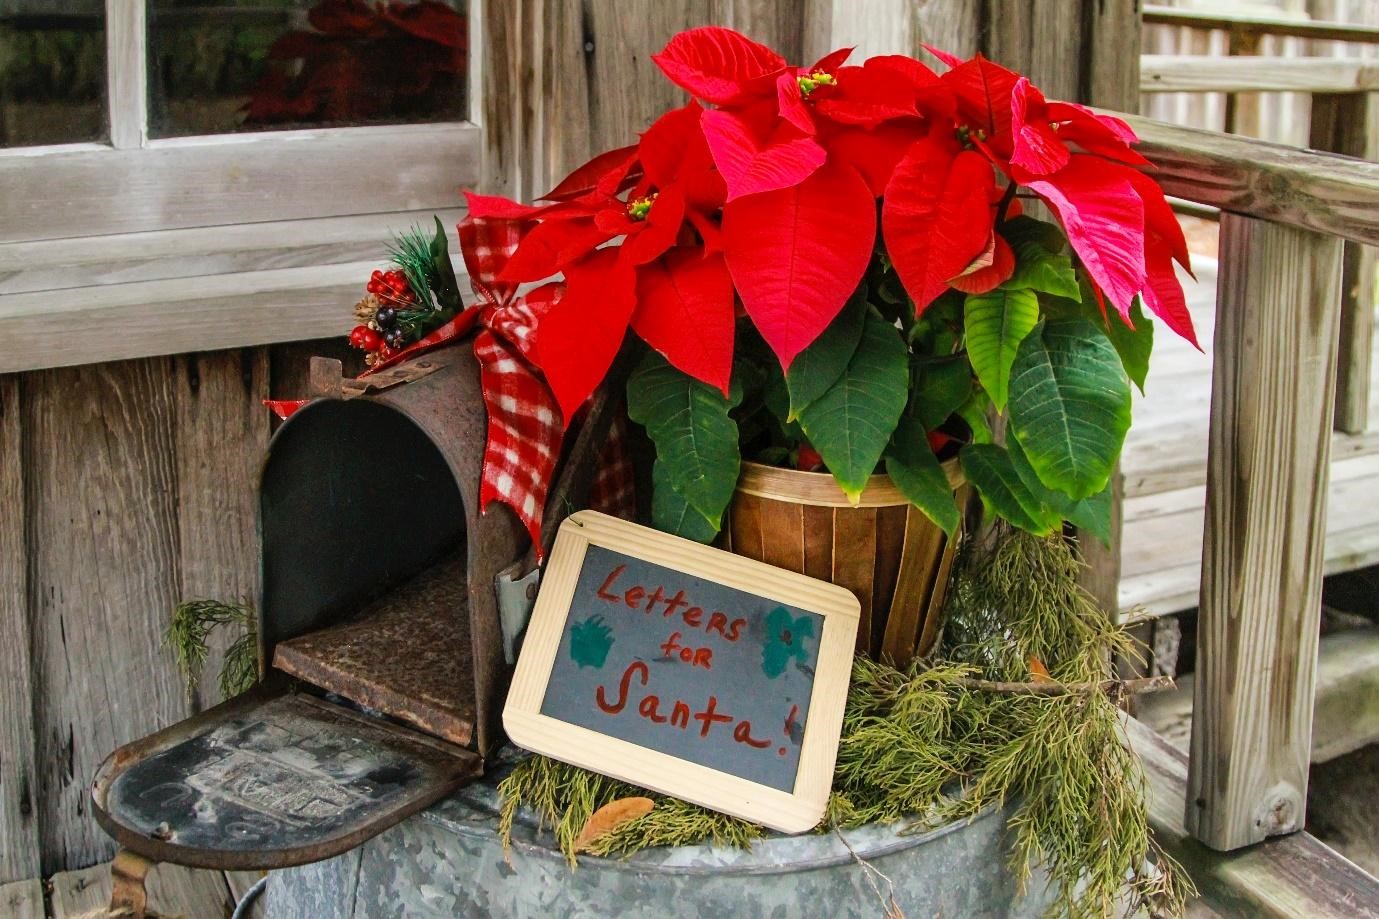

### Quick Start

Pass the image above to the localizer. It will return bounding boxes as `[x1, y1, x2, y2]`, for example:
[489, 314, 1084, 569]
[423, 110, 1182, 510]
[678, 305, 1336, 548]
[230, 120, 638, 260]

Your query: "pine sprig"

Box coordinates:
[387, 226, 440, 312]
[165, 599, 258, 702]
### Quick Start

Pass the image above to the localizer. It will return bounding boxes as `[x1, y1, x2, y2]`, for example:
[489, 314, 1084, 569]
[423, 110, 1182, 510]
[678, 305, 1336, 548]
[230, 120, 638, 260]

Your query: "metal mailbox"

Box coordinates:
[88, 343, 616, 910]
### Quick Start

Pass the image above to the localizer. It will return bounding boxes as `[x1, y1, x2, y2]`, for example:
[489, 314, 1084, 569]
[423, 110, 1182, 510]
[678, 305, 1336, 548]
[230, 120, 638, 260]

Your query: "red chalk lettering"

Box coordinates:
[596, 565, 627, 602]
[733, 720, 772, 749]
[638, 694, 667, 724]
[625, 585, 645, 608]
[694, 695, 733, 738]
[726, 618, 747, 641]
[683, 606, 703, 628]
[662, 589, 688, 618]
[671, 701, 691, 729]
[595, 660, 648, 714]
[692, 647, 713, 669]
[645, 585, 667, 614]
[679, 647, 693, 663]
[659, 631, 683, 658]
[706, 611, 728, 637]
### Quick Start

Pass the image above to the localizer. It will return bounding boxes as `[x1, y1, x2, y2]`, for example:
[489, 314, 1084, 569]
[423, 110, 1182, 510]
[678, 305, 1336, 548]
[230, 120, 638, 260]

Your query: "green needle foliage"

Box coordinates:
[165, 599, 258, 702]
[499, 530, 1193, 917]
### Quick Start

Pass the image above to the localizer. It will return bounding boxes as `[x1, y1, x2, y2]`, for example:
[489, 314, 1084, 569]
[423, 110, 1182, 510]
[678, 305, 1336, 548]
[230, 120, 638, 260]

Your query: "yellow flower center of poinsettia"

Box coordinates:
[626, 194, 657, 221]
[797, 70, 835, 97]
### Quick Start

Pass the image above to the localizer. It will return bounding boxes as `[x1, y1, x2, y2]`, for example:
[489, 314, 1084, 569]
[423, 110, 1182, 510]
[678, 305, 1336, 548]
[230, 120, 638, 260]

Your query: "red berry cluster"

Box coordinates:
[348, 324, 385, 353]
[367, 269, 414, 304]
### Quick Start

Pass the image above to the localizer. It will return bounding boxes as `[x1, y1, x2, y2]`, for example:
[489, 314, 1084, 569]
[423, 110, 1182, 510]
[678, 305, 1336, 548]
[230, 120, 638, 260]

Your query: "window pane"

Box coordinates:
[147, 0, 469, 138]
[0, 1, 107, 147]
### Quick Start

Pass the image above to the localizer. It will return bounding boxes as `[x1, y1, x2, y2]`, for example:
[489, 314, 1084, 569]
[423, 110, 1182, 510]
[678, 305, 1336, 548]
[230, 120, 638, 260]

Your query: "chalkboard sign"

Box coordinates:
[504, 511, 859, 833]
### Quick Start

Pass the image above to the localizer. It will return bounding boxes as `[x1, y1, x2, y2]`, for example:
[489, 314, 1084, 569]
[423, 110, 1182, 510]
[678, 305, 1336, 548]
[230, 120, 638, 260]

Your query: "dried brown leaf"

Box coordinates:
[573, 796, 655, 852]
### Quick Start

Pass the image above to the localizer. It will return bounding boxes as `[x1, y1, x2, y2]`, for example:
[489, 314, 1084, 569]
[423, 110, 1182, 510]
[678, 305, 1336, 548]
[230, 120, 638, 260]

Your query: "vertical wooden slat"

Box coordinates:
[1083, 0, 1142, 111]
[916, 502, 964, 659]
[1079, 468, 1124, 619]
[105, 0, 148, 149]
[802, 0, 913, 63]
[1310, 91, 1378, 434]
[172, 349, 270, 711]
[759, 499, 806, 572]
[984, 0, 1085, 102]
[869, 504, 909, 654]
[25, 359, 186, 872]
[1186, 215, 1344, 851]
[801, 504, 834, 582]
[728, 493, 766, 562]
[712, 0, 804, 62]
[0, 376, 39, 883]
[880, 506, 944, 666]
[912, 0, 982, 59]
[1223, 28, 1263, 138]
[831, 507, 877, 653]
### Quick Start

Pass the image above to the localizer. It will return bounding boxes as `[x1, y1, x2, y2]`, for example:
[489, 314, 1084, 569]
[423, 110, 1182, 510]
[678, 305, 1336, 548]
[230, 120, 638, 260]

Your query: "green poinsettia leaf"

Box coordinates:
[910, 355, 972, 430]
[885, 415, 960, 536]
[1007, 319, 1131, 500]
[1009, 240, 1081, 300]
[796, 309, 909, 502]
[627, 350, 742, 528]
[650, 460, 720, 543]
[1102, 297, 1154, 395]
[1007, 431, 1113, 544]
[786, 286, 867, 419]
[955, 388, 994, 445]
[959, 443, 1060, 535]
[964, 287, 1039, 411]
[429, 215, 462, 311]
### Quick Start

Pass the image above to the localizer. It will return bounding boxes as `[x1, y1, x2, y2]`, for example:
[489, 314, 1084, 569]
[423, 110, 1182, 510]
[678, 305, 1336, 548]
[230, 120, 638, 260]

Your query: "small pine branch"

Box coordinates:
[388, 225, 440, 311]
[165, 599, 258, 702]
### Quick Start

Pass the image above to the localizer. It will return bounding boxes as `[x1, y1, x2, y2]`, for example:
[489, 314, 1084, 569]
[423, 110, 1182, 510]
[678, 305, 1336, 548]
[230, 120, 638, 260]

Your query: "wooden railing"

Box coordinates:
[1140, 4, 1377, 436]
[1123, 112, 1376, 860]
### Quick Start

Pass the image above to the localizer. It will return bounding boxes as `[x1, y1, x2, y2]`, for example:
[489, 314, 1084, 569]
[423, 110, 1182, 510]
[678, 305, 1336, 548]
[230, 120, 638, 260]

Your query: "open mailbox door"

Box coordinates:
[88, 345, 619, 900]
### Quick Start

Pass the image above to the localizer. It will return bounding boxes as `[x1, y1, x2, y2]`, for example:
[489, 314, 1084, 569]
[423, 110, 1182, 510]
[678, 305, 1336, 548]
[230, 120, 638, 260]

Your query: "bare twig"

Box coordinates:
[833, 825, 906, 919]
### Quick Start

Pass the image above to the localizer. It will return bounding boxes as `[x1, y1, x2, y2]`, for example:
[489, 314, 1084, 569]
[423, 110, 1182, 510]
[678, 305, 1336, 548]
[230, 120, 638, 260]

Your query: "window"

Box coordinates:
[0, 1, 107, 147]
[0, 0, 481, 373]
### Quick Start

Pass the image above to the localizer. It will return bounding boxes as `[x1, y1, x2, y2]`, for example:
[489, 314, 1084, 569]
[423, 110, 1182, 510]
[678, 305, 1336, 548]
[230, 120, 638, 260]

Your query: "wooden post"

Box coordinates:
[1224, 27, 1263, 137]
[1186, 215, 1344, 851]
[1310, 91, 1377, 434]
[0, 377, 39, 883]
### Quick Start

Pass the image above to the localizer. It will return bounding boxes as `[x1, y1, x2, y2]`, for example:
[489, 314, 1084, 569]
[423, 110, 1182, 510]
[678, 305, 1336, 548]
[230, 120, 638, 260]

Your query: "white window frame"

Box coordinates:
[0, 0, 484, 372]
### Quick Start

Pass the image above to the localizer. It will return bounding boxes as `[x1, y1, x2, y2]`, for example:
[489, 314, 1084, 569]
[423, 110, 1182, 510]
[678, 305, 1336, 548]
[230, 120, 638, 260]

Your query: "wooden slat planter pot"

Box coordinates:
[723, 461, 967, 666]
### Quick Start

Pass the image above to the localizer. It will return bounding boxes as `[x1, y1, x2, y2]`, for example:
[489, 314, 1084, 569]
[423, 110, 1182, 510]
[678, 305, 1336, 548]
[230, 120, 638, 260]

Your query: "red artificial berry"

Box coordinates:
[927, 430, 955, 453]
[796, 444, 824, 472]
[350, 327, 383, 352]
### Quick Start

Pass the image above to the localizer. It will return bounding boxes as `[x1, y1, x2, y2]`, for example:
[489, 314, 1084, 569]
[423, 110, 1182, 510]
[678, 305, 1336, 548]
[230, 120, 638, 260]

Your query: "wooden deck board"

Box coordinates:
[0, 879, 43, 919]
[46, 862, 233, 919]
[1119, 258, 1379, 616]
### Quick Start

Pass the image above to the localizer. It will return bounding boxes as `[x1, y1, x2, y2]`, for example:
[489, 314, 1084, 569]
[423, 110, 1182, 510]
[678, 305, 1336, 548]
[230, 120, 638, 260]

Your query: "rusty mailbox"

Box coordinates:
[88, 345, 619, 904]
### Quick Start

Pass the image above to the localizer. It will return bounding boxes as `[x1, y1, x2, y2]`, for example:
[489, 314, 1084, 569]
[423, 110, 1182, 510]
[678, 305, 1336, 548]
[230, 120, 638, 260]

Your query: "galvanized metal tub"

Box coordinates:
[266, 756, 1052, 918]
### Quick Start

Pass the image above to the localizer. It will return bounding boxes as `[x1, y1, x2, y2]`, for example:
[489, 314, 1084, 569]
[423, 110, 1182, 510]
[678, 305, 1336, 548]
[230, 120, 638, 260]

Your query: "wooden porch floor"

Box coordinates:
[0, 863, 261, 919]
[1119, 256, 1379, 618]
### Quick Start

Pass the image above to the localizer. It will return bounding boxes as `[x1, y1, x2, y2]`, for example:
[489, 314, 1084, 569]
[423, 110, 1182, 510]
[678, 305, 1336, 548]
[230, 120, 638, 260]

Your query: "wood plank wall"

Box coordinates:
[0, 0, 1135, 880]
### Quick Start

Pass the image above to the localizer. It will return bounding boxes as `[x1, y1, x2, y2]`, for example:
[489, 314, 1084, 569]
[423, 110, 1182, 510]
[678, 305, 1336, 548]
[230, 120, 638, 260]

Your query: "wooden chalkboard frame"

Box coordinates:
[504, 510, 860, 834]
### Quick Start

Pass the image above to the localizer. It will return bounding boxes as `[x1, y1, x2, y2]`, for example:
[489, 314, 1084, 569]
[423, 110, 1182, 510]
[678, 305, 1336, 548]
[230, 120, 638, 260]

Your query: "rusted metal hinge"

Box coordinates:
[308, 356, 444, 400]
[108, 848, 155, 919]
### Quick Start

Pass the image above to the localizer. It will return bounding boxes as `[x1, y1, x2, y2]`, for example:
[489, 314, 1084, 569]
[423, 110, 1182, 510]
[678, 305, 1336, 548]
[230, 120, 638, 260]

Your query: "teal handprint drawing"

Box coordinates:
[762, 606, 814, 678]
[569, 614, 614, 669]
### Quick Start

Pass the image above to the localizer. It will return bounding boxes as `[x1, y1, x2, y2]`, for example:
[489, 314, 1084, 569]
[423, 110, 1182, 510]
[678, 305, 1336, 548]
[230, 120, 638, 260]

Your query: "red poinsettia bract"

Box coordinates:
[464, 26, 1196, 423]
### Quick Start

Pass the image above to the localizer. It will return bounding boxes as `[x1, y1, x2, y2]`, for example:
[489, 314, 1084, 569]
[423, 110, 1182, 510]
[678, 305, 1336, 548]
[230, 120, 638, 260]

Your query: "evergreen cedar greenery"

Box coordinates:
[470, 27, 1197, 544]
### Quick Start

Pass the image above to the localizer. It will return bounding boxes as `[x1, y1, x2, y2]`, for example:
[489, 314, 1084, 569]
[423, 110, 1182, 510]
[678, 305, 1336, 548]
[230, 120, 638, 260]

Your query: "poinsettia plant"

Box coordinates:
[460, 27, 1196, 544]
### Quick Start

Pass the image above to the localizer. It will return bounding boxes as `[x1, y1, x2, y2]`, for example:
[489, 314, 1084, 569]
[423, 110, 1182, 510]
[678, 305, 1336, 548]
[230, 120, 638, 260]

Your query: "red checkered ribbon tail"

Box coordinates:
[263, 399, 309, 420]
[589, 412, 637, 520]
[474, 329, 564, 556]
